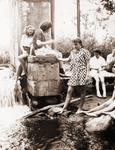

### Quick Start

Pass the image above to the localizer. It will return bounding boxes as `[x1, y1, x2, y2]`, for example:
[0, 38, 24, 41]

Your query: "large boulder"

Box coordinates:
[27, 54, 60, 97]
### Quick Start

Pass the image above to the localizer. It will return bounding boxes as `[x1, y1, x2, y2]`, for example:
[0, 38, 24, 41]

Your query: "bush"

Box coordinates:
[55, 38, 73, 57]
[55, 35, 113, 59]
[82, 34, 113, 59]
[82, 33, 98, 56]
[55, 36, 98, 57]
[96, 39, 112, 59]
[0, 51, 10, 64]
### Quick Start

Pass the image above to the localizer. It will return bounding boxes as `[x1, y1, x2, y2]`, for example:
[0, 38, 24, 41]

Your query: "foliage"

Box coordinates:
[96, 39, 112, 58]
[0, 51, 10, 64]
[101, 0, 115, 14]
[55, 38, 73, 57]
[82, 34, 98, 56]
[55, 35, 113, 59]
[83, 34, 113, 58]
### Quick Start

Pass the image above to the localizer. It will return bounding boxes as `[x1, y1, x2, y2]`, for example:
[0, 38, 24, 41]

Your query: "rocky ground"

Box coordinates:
[0, 95, 115, 150]
[1, 64, 115, 149]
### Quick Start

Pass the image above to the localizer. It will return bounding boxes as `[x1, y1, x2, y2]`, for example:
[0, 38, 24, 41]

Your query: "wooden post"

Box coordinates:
[77, 0, 80, 37]
[50, 0, 55, 49]
[10, 0, 21, 67]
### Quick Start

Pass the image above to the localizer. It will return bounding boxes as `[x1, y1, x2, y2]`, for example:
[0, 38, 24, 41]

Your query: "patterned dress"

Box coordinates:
[68, 48, 90, 86]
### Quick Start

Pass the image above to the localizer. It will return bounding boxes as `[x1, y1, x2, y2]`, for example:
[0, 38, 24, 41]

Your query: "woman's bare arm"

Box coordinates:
[57, 55, 71, 62]
[36, 39, 54, 46]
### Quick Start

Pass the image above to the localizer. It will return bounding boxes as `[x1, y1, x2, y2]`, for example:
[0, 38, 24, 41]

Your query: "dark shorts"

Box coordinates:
[23, 46, 30, 54]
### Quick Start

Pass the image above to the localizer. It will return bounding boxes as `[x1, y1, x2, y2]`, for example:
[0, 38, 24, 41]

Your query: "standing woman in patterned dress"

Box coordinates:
[58, 38, 90, 114]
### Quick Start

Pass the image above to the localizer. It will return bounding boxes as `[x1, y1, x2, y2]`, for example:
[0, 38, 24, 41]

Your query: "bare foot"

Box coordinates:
[59, 108, 72, 117]
[58, 108, 67, 114]
[76, 109, 85, 114]
[85, 112, 98, 117]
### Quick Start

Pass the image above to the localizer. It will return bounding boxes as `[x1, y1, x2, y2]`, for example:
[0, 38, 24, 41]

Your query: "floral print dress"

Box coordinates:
[68, 48, 90, 86]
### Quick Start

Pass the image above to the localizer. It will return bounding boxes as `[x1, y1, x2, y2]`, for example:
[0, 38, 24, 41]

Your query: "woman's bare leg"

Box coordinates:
[76, 85, 86, 113]
[18, 54, 28, 75]
[79, 85, 86, 110]
[111, 85, 115, 100]
[61, 86, 74, 113]
[16, 64, 23, 82]
[19, 58, 27, 74]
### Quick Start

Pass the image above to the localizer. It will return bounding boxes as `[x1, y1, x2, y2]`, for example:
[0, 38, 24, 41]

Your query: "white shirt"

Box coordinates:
[20, 34, 33, 47]
[90, 56, 106, 70]
[107, 53, 115, 63]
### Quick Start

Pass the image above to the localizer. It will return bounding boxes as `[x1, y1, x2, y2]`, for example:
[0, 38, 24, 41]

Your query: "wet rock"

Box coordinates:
[85, 115, 112, 133]
[0, 110, 115, 150]
[48, 106, 62, 117]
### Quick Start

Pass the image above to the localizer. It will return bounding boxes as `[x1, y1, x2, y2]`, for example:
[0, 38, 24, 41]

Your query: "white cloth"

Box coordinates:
[107, 54, 113, 63]
[35, 47, 62, 58]
[20, 34, 33, 47]
[106, 53, 115, 67]
[90, 56, 106, 71]
[90, 55, 115, 78]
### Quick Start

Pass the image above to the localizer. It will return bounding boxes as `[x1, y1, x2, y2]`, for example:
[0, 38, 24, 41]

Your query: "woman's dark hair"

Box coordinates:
[72, 37, 83, 47]
[94, 49, 101, 55]
[40, 21, 52, 32]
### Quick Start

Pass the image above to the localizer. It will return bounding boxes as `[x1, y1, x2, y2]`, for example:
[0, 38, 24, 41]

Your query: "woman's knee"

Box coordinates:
[18, 57, 25, 64]
[18, 54, 28, 60]
[18, 55, 28, 63]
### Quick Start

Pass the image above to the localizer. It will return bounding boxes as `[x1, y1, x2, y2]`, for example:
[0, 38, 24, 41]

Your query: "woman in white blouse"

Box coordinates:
[16, 25, 35, 82]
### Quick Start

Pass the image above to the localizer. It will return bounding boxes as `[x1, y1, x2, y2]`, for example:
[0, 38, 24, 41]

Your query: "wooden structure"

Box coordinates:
[77, 0, 80, 37]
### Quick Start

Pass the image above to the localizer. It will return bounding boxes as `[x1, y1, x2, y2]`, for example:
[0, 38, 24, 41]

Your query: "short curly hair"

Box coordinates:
[24, 25, 35, 36]
[40, 21, 52, 32]
[72, 37, 83, 47]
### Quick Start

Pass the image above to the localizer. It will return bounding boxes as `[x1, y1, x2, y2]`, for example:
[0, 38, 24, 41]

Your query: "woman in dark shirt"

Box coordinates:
[33, 21, 53, 50]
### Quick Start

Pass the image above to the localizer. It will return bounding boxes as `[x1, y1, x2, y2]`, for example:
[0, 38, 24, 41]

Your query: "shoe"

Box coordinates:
[97, 94, 102, 98]
[103, 93, 107, 98]
[102, 96, 107, 99]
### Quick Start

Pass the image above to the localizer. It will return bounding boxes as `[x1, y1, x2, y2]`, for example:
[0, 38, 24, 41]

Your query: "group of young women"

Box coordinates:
[18, 21, 115, 114]
[16, 21, 53, 82]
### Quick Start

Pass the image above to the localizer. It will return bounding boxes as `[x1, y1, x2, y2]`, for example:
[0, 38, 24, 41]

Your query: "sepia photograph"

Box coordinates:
[0, 0, 115, 149]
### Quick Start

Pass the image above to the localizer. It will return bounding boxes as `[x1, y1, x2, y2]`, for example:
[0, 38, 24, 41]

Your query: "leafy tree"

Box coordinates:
[101, 0, 115, 14]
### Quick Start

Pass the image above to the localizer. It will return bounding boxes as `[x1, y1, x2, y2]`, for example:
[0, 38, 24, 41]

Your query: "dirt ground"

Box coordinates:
[83, 95, 111, 110]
